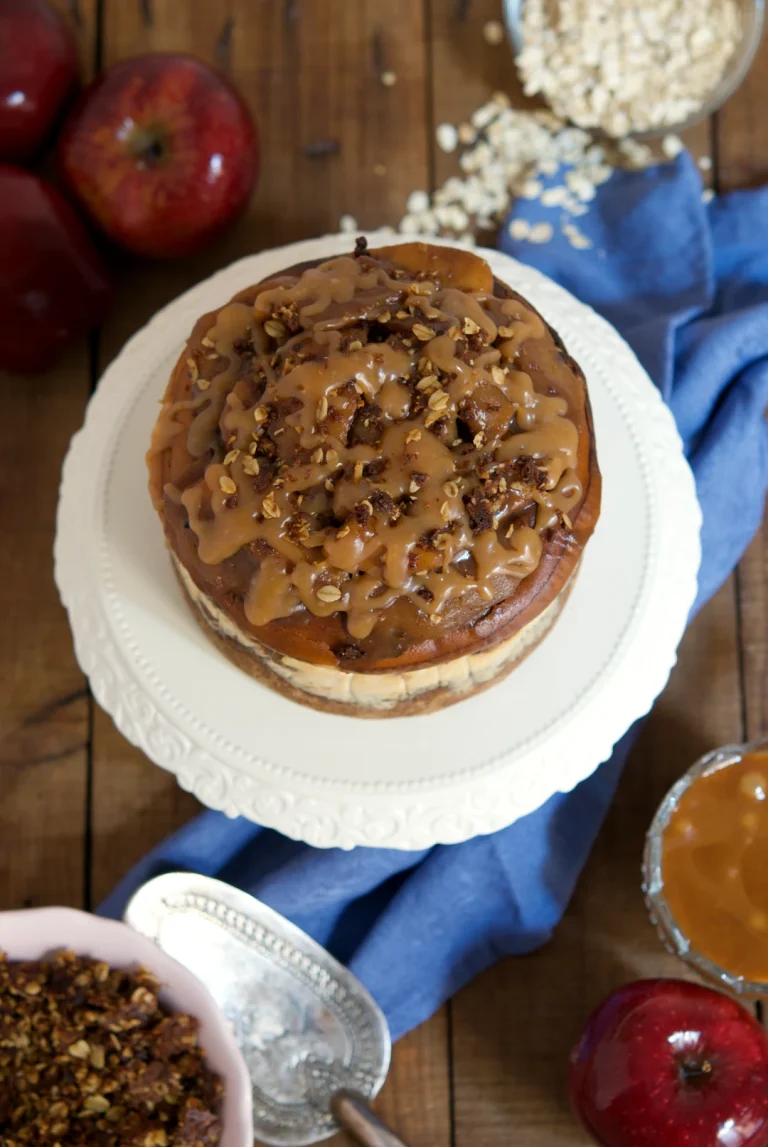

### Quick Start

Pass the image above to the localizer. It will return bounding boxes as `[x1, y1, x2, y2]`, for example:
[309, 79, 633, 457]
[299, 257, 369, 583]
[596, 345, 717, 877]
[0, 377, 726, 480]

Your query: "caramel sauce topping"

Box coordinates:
[149, 244, 586, 642]
[662, 750, 768, 984]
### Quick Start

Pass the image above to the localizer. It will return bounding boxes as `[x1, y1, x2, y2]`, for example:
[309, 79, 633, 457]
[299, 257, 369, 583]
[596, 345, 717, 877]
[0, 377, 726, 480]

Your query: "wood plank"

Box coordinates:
[91, 4, 448, 1145]
[0, 348, 90, 911]
[715, 31, 768, 191]
[715, 32, 768, 745]
[427, 4, 730, 1142]
[0, 0, 98, 912]
[737, 527, 767, 742]
[372, 1010, 452, 1147]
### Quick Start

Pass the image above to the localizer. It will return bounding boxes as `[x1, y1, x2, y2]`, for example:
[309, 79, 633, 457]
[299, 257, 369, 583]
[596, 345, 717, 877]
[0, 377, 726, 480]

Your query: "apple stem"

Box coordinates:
[127, 125, 168, 167]
[680, 1059, 713, 1085]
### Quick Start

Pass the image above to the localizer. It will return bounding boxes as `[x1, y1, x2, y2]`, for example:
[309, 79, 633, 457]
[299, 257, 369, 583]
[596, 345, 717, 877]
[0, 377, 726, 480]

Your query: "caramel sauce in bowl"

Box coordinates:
[644, 738, 768, 997]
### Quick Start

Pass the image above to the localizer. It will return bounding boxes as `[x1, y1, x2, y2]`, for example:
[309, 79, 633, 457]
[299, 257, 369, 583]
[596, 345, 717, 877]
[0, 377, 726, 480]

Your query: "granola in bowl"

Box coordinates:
[0, 949, 223, 1146]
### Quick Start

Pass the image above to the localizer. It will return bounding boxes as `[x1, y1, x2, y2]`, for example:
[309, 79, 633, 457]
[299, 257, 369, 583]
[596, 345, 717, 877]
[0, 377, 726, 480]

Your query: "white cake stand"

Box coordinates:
[55, 232, 701, 849]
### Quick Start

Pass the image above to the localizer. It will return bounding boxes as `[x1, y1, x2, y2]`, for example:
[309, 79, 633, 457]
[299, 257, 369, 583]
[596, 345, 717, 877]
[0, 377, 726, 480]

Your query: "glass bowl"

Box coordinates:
[502, 0, 765, 137]
[643, 737, 768, 998]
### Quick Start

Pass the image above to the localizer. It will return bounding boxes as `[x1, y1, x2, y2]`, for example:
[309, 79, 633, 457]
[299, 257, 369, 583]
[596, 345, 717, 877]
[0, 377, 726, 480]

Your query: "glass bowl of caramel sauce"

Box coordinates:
[644, 738, 768, 997]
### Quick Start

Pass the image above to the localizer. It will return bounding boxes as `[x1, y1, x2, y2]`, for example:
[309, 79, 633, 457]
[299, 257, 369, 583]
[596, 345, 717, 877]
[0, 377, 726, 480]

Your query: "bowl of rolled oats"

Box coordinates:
[504, 0, 765, 137]
[0, 907, 253, 1147]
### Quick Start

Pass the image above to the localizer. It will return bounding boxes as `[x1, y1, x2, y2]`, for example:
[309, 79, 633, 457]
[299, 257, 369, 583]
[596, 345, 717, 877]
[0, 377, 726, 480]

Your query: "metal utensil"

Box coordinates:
[125, 873, 408, 1147]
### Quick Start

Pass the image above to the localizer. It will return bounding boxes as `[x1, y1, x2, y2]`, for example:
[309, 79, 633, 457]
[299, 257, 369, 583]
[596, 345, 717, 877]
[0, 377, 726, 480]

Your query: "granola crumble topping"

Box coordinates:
[0, 950, 223, 1147]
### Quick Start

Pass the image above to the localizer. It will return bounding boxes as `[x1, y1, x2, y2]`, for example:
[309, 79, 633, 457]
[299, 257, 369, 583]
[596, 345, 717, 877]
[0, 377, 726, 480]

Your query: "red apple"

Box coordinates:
[0, 0, 79, 162]
[568, 979, 768, 1147]
[58, 53, 258, 259]
[0, 166, 112, 373]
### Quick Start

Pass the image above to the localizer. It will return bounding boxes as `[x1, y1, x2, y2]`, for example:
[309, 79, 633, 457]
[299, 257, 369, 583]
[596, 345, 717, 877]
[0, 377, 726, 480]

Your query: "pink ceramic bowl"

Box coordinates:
[0, 906, 253, 1147]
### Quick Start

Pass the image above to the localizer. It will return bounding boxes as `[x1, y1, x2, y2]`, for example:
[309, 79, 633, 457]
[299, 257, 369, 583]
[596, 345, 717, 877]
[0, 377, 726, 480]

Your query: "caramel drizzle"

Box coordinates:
[151, 254, 583, 639]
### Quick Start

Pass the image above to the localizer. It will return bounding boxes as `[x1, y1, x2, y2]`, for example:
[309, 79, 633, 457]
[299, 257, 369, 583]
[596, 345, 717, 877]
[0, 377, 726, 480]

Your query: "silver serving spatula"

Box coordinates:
[125, 872, 408, 1147]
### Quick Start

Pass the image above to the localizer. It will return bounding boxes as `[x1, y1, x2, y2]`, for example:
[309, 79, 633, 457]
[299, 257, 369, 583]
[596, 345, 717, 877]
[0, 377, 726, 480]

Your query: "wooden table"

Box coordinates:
[2, 2, 766, 1143]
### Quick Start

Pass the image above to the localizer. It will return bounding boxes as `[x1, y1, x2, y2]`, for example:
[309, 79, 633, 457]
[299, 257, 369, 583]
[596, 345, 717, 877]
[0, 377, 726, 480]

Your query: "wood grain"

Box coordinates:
[715, 30, 768, 192]
[715, 32, 768, 745]
[89, 4, 449, 1145]
[3, 1, 763, 1142]
[0, 346, 90, 911]
[736, 528, 767, 743]
[0, 0, 98, 913]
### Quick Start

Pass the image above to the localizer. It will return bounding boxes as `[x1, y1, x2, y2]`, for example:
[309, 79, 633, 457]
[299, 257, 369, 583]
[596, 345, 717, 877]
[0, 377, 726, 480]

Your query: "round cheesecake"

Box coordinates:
[147, 241, 601, 716]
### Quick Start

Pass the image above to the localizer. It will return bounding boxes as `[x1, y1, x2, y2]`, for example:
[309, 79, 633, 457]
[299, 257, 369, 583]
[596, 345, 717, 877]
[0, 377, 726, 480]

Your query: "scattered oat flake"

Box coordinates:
[520, 179, 543, 200]
[563, 222, 593, 250]
[508, 218, 530, 241]
[529, 221, 553, 244]
[219, 475, 237, 495]
[436, 123, 459, 153]
[394, 79, 692, 255]
[541, 185, 568, 207]
[662, 135, 685, 159]
[197, 377, 211, 391]
[483, 19, 505, 44]
[407, 189, 430, 214]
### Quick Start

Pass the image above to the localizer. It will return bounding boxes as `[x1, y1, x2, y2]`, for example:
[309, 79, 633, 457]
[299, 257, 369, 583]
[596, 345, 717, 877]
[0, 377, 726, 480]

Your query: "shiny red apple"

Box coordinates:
[0, 166, 112, 373]
[58, 53, 258, 259]
[0, 0, 79, 162]
[568, 979, 768, 1147]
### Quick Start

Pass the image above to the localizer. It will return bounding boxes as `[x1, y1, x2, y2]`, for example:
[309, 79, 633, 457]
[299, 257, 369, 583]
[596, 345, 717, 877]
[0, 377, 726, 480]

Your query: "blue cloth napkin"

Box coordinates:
[101, 152, 768, 1041]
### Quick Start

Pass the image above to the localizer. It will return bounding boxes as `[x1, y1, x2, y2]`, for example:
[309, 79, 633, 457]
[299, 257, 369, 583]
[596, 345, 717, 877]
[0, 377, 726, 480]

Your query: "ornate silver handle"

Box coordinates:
[331, 1089, 410, 1147]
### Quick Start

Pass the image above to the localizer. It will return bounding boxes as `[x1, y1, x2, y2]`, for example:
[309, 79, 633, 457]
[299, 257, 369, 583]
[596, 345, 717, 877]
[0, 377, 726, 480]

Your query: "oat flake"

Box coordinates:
[518, 0, 742, 137]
